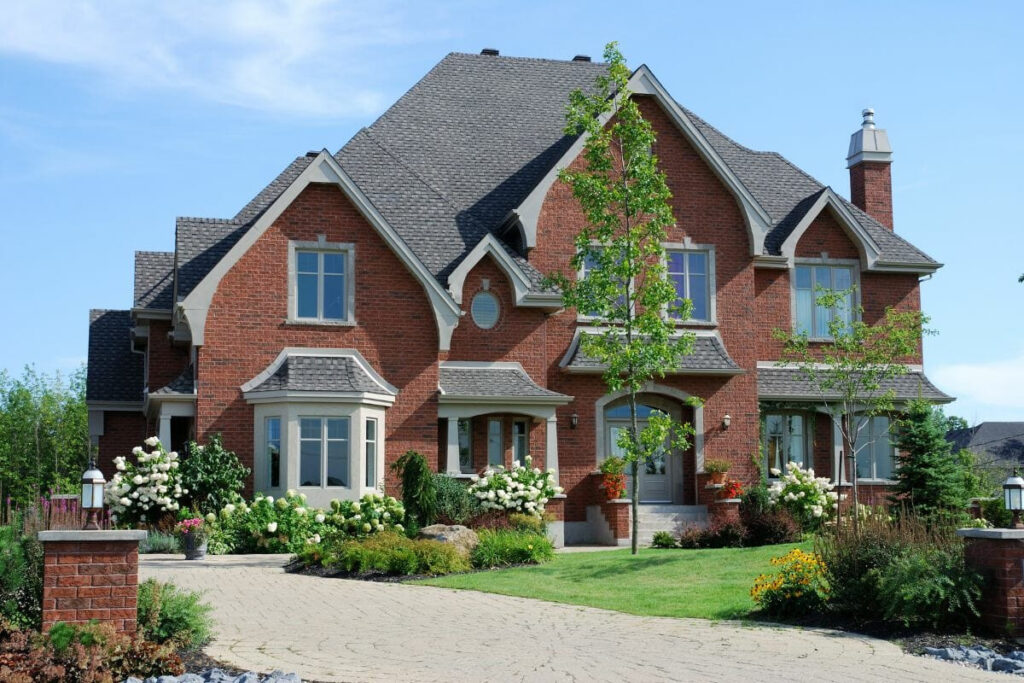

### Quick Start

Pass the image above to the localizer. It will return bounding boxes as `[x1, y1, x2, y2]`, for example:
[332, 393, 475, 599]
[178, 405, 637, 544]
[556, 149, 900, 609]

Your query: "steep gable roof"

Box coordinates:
[87, 310, 143, 403]
[133, 251, 174, 311]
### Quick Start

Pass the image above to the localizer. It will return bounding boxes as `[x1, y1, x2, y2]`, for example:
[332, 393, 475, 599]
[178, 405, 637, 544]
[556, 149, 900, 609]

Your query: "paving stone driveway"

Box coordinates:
[141, 555, 995, 682]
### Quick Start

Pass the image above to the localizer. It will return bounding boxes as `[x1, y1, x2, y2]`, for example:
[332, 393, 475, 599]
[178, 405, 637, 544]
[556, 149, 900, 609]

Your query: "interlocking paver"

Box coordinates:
[141, 554, 998, 682]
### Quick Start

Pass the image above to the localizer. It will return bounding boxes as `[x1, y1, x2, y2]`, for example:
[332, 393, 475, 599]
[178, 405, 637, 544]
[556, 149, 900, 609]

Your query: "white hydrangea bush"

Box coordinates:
[468, 455, 563, 517]
[768, 461, 840, 530]
[104, 436, 184, 525]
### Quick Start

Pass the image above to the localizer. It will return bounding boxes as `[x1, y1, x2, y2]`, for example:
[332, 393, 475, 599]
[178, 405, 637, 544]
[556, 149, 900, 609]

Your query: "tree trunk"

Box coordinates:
[628, 391, 640, 555]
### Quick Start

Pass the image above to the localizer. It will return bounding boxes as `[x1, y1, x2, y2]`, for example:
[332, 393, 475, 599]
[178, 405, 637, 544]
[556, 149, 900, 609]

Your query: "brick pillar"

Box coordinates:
[958, 528, 1024, 636]
[546, 494, 566, 548]
[38, 530, 147, 634]
[599, 499, 632, 545]
[710, 496, 741, 526]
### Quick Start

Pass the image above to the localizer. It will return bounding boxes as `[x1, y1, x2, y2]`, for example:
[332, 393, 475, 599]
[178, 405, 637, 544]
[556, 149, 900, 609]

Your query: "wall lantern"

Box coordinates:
[570, 412, 579, 429]
[722, 414, 732, 429]
[1004, 469, 1024, 529]
[81, 458, 106, 530]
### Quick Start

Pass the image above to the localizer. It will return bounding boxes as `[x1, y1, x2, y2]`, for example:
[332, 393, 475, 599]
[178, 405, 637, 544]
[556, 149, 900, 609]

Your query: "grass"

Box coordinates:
[415, 541, 811, 620]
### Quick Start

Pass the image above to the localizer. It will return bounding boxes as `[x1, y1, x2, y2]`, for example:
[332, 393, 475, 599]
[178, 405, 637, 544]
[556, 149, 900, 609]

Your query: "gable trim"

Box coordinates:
[511, 64, 771, 254]
[447, 234, 561, 309]
[178, 151, 461, 350]
[778, 188, 882, 269]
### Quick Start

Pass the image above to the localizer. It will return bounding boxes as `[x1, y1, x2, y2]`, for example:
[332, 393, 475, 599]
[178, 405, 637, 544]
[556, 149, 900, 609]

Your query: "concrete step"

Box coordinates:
[634, 505, 708, 544]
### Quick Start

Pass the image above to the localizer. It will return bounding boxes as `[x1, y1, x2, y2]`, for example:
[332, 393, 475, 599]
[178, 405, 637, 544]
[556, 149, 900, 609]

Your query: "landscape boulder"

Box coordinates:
[417, 524, 479, 556]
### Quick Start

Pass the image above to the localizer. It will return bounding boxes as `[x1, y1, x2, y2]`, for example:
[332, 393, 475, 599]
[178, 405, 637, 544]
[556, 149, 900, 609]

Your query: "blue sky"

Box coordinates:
[1, 0, 1021, 422]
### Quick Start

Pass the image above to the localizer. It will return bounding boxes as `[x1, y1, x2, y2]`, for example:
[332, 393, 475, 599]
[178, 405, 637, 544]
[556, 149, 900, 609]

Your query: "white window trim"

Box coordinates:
[791, 257, 861, 341]
[663, 241, 716, 326]
[365, 417, 378, 489]
[287, 236, 356, 326]
[298, 415, 351, 489]
[253, 401, 386, 508]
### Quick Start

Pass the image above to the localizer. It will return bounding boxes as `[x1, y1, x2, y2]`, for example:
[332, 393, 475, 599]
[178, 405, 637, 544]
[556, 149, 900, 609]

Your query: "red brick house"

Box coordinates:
[86, 51, 950, 546]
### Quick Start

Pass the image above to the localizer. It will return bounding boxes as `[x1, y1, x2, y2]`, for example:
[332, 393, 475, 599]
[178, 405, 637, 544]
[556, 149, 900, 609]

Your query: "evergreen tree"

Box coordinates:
[892, 399, 969, 518]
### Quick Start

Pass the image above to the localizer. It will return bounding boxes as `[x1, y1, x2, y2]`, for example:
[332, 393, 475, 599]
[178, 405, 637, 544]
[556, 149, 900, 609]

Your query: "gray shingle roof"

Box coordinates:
[151, 365, 195, 396]
[439, 364, 571, 401]
[87, 310, 143, 403]
[757, 367, 952, 402]
[947, 423, 1024, 462]
[133, 251, 174, 310]
[681, 107, 936, 266]
[561, 332, 742, 374]
[174, 156, 314, 301]
[245, 355, 390, 395]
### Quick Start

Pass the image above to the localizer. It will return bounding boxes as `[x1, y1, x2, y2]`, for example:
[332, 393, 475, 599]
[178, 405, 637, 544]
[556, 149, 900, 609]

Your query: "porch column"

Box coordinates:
[546, 415, 559, 485]
[158, 412, 172, 449]
[446, 418, 462, 476]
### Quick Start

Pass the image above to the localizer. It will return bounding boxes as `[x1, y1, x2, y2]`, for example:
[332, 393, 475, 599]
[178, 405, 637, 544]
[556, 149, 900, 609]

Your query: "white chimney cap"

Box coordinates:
[847, 107, 892, 167]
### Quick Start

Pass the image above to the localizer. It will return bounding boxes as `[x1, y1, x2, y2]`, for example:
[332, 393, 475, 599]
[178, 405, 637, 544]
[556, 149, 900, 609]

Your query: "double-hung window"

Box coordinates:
[764, 414, 807, 475]
[299, 417, 350, 487]
[365, 418, 377, 488]
[265, 417, 281, 489]
[290, 241, 354, 324]
[855, 416, 895, 480]
[794, 264, 854, 338]
[667, 250, 710, 322]
[579, 248, 626, 317]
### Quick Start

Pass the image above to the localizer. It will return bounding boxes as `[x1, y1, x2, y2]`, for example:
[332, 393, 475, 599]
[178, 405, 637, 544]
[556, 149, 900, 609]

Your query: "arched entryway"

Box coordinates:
[596, 385, 701, 505]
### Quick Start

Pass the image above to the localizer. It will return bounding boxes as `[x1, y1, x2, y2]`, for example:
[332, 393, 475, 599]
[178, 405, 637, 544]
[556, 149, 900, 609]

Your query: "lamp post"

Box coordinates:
[1003, 469, 1024, 529]
[80, 459, 106, 530]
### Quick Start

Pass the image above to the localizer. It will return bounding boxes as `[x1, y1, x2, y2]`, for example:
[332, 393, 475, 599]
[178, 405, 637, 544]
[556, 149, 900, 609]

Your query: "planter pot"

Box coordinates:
[600, 473, 627, 501]
[708, 471, 727, 485]
[183, 533, 207, 560]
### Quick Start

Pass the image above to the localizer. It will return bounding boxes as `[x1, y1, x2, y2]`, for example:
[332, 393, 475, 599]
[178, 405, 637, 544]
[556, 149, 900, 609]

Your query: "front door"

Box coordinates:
[607, 415, 674, 504]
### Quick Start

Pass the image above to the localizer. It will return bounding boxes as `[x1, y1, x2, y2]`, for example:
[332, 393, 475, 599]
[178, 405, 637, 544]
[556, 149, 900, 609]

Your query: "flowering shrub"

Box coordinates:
[468, 455, 562, 517]
[206, 491, 405, 554]
[105, 437, 183, 526]
[750, 548, 830, 617]
[719, 479, 743, 500]
[768, 462, 839, 530]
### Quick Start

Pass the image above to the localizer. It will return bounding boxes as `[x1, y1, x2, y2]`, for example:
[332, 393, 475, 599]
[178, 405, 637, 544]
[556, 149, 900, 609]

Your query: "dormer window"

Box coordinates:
[288, 239, 355, 325]
[794, 262, 855, 338]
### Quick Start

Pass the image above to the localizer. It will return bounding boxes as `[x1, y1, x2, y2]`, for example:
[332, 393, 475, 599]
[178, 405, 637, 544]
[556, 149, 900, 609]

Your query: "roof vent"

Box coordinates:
[572, 55, 591, 62]
[480, 48, 499, 56]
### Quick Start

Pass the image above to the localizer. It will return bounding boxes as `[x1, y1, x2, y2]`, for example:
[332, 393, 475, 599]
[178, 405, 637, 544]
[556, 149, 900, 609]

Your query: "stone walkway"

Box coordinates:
[141, 555, 997, 682]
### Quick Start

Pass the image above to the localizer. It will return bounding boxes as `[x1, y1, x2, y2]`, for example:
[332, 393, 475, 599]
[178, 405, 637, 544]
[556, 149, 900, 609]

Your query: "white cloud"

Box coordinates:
[0, 0, 451, 118]
[932, 352, 1024, 421]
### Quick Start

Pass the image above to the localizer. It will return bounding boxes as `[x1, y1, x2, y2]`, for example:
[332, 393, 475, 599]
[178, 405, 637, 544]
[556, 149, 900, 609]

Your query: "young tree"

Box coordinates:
[892, 399, 976, 520]
[548, 42, 695, 554]
[775, 287, 926, 535]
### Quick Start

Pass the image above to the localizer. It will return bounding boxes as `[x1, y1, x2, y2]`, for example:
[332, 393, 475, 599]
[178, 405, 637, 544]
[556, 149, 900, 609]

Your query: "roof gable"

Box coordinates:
[133, 251, 174, 312]
[87, 310, 143, 403]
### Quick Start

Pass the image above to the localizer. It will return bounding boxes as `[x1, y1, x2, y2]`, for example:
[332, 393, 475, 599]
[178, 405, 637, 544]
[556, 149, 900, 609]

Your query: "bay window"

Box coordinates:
[856, 416, 896, 480]
[764, 414, 807, 474]
[513, 420, 528, 466]
[487, 419, 503, 466]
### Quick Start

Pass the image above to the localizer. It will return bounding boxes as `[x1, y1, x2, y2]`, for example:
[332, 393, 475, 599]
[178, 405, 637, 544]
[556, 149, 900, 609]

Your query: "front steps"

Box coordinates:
[635, 505, 708, 545]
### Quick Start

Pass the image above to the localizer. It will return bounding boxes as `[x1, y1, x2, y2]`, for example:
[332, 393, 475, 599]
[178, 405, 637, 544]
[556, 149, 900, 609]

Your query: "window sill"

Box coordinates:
[285, 318, 356, 327]
[670, 319, 716, 329]
[835, 480, 897, 486]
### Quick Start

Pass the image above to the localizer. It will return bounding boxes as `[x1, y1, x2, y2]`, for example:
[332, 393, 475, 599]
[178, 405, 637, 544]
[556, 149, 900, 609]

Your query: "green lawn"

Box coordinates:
[415, 542, 811, 620]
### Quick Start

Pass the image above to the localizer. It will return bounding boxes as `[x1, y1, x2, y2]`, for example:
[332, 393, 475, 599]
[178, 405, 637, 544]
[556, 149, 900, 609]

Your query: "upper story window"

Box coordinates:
[578, 248, 627, 319]
[667, 249, 712, 322]
[794, 263, 854, 338]
[289, 239, 355, 324]
[471, 291, 500, 329]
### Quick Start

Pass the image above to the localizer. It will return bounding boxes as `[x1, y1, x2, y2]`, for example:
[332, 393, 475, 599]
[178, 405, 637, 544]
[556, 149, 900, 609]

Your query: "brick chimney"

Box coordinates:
[847, 108, 893, 229]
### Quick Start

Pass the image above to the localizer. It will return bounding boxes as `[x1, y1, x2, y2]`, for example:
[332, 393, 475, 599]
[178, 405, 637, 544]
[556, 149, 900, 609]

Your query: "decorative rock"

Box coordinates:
[417, 524, 479, 556]
[122, 670, 303, 683]
[993, 658, 1024, 673]
[923, 647, 964, 661]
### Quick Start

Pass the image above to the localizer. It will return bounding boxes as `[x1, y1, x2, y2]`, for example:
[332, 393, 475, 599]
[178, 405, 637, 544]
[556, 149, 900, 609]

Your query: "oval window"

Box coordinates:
[471, 291, 500, 329]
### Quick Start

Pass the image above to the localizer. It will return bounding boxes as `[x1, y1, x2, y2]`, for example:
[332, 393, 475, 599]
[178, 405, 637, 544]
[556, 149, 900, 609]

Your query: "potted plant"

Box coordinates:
[704, 459, 731, 485]
[598, 456, 627, 501]
[719, 479, 743, 500]
[175, 516, 208, 560]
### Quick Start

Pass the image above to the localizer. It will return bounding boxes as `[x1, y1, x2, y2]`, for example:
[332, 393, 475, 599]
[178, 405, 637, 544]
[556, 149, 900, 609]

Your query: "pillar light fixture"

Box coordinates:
[570, 412, 579, 429]
[80, 459, 106, 530]
[1004, 469, 1024, 529]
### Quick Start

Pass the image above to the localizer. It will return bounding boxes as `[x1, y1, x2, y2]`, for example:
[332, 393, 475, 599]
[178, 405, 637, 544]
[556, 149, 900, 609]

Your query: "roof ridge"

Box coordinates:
[175, 216, 239, 224]
[447, 51, 610, 66]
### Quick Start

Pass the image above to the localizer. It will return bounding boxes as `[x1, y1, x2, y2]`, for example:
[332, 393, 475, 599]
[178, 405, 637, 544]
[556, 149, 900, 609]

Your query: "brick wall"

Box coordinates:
[146, 319, 189, 391]
[961, 532, 1024, 635]
[40, 538, 141, 633]
[96, 411, 147, 478]
[198, 183, 440, 496]
[850, 161, 893, 230]
[599, 499, 631, 539]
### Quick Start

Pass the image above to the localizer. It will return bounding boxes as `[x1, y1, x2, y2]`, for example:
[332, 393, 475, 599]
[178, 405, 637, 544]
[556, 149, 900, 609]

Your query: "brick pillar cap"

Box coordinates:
[38, 530, 148, 543]
[956, 528, 1024, 540]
